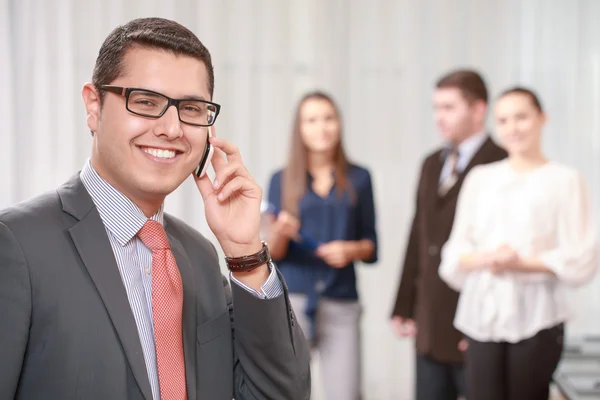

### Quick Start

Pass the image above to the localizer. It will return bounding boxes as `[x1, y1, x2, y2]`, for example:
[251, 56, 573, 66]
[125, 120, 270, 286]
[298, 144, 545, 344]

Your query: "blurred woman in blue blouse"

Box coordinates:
[266, 91, 378, 400]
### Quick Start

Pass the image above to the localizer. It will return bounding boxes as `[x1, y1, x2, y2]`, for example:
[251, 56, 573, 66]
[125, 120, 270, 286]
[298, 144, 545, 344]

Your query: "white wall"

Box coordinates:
[2, 1, 599, 398]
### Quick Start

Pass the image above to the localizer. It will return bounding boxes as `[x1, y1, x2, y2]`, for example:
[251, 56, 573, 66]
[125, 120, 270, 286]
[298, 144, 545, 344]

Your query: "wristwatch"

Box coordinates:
[225, 241, 272, 272]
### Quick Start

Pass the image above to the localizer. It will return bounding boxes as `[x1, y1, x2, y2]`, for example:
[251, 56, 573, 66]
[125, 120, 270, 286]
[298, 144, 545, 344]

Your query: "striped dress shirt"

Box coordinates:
[80, 159, 283, 400]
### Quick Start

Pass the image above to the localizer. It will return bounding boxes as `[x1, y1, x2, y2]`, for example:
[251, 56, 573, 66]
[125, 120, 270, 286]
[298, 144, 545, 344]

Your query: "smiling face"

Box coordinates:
[494, 92, 546, 157]
[83, 46, 211, 213]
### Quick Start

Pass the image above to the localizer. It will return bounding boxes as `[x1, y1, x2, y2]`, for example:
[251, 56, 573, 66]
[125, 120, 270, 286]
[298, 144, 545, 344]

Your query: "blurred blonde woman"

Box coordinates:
[266, 91, 378, 400]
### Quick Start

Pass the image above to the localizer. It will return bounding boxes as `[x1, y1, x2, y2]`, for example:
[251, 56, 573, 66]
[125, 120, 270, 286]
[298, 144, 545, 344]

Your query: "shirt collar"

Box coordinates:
[79, 158, 164, 246]
[457, 131, 487, 157]
[441, 131, 487, 161]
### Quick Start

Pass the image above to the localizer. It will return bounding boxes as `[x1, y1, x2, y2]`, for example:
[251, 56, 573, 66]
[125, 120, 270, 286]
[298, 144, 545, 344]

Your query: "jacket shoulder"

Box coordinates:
[0, 190, 63, 234]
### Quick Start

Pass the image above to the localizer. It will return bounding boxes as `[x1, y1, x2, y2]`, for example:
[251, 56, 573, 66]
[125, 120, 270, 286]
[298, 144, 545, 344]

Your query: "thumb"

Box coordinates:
[194, 174, 215, 200]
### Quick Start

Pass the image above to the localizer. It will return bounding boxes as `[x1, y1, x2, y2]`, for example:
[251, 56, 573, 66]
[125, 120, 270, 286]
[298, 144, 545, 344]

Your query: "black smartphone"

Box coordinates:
[194, 126, 214, 178]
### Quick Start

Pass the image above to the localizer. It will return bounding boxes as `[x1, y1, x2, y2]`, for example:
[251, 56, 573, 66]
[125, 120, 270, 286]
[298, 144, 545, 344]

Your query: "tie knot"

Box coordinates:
[137, 220, 170, 251]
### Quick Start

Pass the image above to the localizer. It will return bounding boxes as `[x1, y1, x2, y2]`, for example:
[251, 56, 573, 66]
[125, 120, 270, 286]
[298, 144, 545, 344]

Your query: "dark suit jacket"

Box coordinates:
[0, 175, 310, 400]
[392, 137, 507, 364]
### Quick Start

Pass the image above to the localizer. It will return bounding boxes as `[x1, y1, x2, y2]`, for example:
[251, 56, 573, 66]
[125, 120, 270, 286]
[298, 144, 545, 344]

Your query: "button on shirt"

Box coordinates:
[80, 159, 283, 400]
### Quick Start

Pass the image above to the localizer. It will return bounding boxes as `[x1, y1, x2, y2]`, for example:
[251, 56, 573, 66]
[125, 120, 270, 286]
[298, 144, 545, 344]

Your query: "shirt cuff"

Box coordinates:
[229, 261, 284, 299]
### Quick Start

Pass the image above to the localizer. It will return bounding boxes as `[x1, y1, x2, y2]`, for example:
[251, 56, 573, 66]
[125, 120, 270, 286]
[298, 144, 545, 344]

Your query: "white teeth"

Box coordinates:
[143, 147, 176, 159]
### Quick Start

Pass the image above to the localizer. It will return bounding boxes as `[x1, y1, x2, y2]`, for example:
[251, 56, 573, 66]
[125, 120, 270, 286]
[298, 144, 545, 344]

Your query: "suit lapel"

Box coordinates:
[59, 175, 153, 400]
[425, 150, 445, 207]
[438, 136, 494, 202]
[165, 224, 197, 400]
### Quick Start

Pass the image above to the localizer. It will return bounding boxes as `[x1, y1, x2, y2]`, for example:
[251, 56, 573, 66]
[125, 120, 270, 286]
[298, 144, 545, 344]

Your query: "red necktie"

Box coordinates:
[137, 220, 187, 400]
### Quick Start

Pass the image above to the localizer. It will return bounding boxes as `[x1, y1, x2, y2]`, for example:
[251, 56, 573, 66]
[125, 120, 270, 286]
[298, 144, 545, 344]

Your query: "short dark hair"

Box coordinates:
[498, 86, 544, 113]
[436, 69, 488, 104]
[92, 17, 214, 102]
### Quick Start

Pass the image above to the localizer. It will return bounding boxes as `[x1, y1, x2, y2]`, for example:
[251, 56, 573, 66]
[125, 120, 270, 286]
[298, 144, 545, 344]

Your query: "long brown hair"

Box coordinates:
[281, 91, 352, 217]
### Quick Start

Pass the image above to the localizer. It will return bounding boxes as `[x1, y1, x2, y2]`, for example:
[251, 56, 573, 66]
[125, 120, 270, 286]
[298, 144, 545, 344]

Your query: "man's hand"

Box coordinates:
[316, 241, 352, 268]
[195, 128, 262, 258]
[391, 316, 418, 338]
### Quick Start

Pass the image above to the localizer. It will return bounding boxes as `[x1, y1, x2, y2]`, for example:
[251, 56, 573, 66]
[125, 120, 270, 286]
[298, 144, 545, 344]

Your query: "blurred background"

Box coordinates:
[1, 0, 599, 398]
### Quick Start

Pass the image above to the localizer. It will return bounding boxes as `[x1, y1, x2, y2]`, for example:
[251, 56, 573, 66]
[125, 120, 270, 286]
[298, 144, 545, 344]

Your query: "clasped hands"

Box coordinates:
[481, 243, 521, 274]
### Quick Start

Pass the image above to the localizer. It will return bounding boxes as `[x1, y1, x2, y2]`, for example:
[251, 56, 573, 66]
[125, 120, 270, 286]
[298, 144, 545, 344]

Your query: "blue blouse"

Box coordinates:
[268, 164, 378, 336]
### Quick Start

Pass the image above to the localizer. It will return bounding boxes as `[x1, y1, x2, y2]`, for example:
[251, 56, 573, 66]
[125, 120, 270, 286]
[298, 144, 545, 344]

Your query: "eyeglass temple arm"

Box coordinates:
[100, 85, 125, 95]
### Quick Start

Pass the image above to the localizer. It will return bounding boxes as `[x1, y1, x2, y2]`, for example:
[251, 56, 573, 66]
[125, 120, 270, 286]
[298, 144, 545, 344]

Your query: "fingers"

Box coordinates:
[196, 133, 260, 202]
[315, 245, 326, 258]
[404, 320, 417, 337]
[490, 264, 504, 275]
[195, 174, 215, 200]
[277, 221, 300, 239]
[316, 250, 339, 264]
[278, 211, 300, 226]
[392, 318, 417, 337]
[215, 176, 261, 202]
[272, 211, 300, 238]
[315, 242, 341, 258]
[208, 136, 242, 174]
[211, 161, 251, 192]
[209, 136, 242, 168]
[210, 145, 228, 172]
[391, 318, 404, 337]
[319, 252, 347, 268]
[315, 242, 350, 268]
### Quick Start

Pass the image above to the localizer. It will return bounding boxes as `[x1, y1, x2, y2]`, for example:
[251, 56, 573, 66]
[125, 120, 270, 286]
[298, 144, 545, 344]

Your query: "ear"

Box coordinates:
[82, 83, 101, 134]
[473, 99, 487, 117]
[471, 99, 487, 125]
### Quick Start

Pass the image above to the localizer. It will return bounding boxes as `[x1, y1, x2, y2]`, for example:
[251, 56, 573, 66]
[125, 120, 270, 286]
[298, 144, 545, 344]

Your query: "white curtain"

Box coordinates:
[2, 1, 599, 398]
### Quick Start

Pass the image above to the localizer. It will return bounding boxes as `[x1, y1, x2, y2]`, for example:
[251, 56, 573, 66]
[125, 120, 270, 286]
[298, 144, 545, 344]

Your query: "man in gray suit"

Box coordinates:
[0, 17, 310, 400]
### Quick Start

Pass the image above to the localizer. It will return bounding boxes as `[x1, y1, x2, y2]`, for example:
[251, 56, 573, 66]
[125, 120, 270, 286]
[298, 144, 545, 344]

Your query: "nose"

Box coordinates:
[504, 120, 518, 135]
[154, 105, 183, 139]
[435, 112, 444, 125]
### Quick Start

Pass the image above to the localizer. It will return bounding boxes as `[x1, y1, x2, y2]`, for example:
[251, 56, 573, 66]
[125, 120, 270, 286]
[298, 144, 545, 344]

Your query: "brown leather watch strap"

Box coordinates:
[225, 241, 271, 272]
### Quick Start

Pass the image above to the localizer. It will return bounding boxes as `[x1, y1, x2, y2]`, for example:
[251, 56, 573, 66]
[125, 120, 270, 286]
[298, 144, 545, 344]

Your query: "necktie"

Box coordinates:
[137, 220, 187, 400]
[438, 147, 459, 196]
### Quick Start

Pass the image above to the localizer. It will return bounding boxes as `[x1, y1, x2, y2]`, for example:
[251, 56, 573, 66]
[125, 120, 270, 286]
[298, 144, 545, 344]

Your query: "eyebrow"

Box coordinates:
[140, 91, 164, 98]
[180, 95, 208, 101]
[139, 88, 208, 102]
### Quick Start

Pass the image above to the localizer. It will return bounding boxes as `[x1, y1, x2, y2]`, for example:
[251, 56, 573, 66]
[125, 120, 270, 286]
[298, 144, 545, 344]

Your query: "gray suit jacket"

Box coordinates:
[0, 175, 310, 400]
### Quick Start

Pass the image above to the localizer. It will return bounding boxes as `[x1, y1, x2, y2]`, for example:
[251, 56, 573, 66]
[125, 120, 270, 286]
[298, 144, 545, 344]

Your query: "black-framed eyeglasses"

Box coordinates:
[100, 85, 221, 127]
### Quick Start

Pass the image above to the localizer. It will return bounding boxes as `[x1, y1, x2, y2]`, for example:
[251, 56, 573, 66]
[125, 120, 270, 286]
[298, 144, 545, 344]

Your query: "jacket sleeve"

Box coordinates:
[357, 169, 378, 264]
[391, 160, 426, 318]
[537, 171, 599, 287]
[228, 267, 311, 399]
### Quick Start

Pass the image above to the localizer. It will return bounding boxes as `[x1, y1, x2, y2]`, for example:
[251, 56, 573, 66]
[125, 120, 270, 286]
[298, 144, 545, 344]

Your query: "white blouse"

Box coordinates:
[439, 159, 599, 343]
